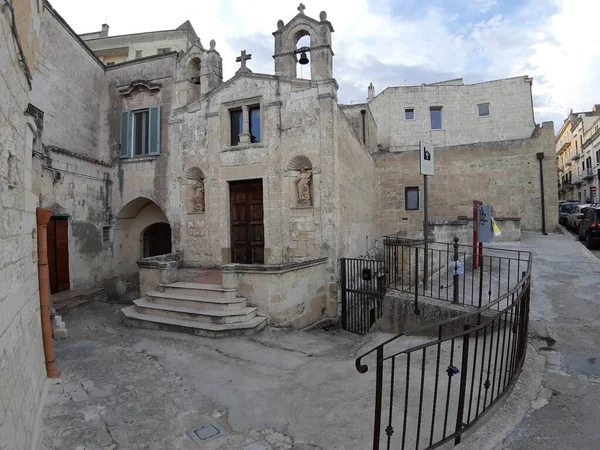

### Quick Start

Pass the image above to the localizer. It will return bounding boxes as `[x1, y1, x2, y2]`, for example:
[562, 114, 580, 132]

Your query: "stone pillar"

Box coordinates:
[239, 105, 251, 144]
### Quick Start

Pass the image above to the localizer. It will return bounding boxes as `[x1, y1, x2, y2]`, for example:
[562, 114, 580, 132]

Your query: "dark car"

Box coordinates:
[578, 205, 600, 249]
[559, 202, 578, 226]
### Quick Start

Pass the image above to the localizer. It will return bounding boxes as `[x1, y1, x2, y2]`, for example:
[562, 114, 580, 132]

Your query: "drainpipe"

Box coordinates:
[360, 109, 366, 145]
[36, 208, 60, 378]
[536, 153, 548, 235]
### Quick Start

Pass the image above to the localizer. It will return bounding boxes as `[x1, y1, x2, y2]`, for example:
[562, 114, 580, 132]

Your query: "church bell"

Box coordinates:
[298, 51, 309, 65]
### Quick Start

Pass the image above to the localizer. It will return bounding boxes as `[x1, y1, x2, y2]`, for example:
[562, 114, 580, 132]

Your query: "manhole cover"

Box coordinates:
[185, 423, 227, 446]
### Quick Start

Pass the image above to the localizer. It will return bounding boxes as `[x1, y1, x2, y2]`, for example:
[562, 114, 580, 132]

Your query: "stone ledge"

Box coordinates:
[222, 257, 327, 274]
[136, 252, 183, 269]
[120, 155, 158, 164]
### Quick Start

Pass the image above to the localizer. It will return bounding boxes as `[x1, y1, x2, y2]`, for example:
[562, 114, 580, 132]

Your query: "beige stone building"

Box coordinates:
[80, 20, 200, 66]
[0, 0, 47, 447]
[1, 1, 558, 406]
[556, 106, 600, 202]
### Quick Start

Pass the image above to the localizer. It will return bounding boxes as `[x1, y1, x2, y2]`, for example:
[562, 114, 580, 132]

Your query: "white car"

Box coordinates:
[566, 204, 591, 230]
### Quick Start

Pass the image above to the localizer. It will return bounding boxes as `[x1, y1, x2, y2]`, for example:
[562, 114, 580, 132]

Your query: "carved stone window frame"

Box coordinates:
[221, 96, 264, 151]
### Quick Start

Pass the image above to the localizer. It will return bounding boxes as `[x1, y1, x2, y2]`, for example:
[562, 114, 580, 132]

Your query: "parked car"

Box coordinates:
[578, 204, 600, 249]
[559, 202, 578, 225]
[566, 204, 591, 230]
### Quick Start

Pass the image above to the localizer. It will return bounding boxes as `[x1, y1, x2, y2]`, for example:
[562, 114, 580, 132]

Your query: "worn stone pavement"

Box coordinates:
[39, 301, 417, 450]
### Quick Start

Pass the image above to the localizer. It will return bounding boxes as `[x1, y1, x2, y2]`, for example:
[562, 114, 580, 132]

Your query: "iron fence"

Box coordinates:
[383, 235, 530, 308]
[356, 238, 533, 449]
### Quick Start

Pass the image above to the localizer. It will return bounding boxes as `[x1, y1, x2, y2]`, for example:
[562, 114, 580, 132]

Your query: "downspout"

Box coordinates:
[536, 153, 548, 235]
[360, 109, 366, 145]
[36, 208, 60, 378]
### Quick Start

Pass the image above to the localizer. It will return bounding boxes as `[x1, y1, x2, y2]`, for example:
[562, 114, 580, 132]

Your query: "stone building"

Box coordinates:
[3, 2, 558, 343]
[556, 106, 600, 202]
[0, 0, 47, 447]
[80, 20, 200, 66]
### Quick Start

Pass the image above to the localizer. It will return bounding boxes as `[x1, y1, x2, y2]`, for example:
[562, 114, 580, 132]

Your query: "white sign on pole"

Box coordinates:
[420, 141, 434, 176]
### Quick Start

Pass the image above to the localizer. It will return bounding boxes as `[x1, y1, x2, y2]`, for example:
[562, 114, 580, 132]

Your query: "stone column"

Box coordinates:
[239, 105, 251, 144]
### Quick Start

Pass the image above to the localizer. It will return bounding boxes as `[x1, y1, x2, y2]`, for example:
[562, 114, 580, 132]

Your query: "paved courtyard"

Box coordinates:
[40, 303, 422, 450]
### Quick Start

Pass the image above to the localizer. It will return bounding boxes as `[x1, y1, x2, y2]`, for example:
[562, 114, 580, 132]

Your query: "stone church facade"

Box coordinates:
[19, 3, 557, 333]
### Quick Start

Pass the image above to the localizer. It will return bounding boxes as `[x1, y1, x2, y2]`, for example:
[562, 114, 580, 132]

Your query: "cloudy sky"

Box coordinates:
[50, 0, 600, 129]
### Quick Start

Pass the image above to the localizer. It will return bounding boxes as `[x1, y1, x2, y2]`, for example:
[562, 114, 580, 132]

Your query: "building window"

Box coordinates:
[405, 108, 415, 121]
[230, 106, 261, 146]
[405, 187, 419, 210]
[106, 62, 115, 66]
[135, 50, 142, 59]
[157, 48, 171, 55]
[477, 103, 490, 117]
[119, 106, 161, 158]
[102, 226, 112, 242]
[430, 107, 442, 130]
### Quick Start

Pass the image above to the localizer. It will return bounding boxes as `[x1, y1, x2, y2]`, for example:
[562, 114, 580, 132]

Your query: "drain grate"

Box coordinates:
[185, 423, 227, 446]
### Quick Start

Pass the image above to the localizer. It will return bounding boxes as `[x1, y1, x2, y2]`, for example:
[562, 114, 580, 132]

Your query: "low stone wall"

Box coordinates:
[136, 252, 183, 298]
[381, 291, 495, 336]
[222, 258, 332, 329]
[429, 217, 521, 244]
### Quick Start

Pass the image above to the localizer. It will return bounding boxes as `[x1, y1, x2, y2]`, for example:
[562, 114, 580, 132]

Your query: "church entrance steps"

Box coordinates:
[146, 290, 248, 311]
[158, 281, 238, 300]
[122, 280, 266, 337]
[121, 306, 267, 338]
[132, 298, 258, 324]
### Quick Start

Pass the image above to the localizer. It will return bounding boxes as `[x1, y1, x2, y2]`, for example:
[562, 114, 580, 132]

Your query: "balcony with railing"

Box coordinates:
[583, 167, 595, 180]
[570, 150, 581, 161]
[573, 173, 584, 185]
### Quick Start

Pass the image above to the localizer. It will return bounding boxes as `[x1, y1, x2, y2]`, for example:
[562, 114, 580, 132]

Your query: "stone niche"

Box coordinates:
[287, 155, 314, 208]
[184, 166, 205, 214]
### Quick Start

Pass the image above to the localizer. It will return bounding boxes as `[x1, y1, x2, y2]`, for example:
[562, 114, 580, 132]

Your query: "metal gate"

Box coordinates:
[340, 258, 386, 334]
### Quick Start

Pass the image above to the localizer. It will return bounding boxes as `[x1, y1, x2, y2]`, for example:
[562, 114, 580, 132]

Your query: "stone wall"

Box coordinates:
[222, 258, 330, 329]
[369, 76, 536, 152]
[335, 106, 377, 257]
[0, 1, 47, 448]
[339, 103, 378, 153]
[375, 122, 558, 237]
[30, 5, 115, 292]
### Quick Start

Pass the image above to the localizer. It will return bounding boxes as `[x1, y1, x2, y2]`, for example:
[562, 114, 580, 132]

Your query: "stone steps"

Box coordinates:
[122, 281, 266, 338]
[146, 290, 247, 311]
[121, 306, 267, 338]
[133, 298, 257, 324]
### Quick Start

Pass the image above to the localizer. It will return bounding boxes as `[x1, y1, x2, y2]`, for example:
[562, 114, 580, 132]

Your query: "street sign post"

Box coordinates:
[420, 142, 434, 300]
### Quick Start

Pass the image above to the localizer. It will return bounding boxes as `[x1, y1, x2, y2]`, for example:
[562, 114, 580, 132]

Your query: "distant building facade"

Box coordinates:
[80, 20, 199, 65]
[556, 106, 600, 202]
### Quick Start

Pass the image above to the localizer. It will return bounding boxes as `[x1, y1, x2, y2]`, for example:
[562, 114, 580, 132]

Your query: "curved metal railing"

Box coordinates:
[355, 240, 532, 450]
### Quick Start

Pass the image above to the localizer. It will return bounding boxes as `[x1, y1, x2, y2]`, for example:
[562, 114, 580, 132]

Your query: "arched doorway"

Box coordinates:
[142, 222, 172, 257]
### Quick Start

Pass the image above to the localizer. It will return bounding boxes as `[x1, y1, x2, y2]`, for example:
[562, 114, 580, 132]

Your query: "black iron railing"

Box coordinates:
[383, 235, 529, 308]
[356, 239, 533, 449]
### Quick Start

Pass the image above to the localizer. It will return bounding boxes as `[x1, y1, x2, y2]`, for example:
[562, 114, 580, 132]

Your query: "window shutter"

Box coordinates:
[119, 110, 131, 158]
[148, 105, 161, 155]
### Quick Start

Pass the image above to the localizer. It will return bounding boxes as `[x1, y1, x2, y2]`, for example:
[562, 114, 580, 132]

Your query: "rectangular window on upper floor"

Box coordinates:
[405, 187, 419, 210]
[229, 106, 261, 146]
[135, 50, 143, 59]
[430, 107, 442, 130]
[119, 106, 161, 158]
[405, 108, 415, 121]
[478, 103, 490, 117]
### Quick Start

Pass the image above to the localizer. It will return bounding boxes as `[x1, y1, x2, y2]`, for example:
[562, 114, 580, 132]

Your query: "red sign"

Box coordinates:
[592, 186, 597, 192]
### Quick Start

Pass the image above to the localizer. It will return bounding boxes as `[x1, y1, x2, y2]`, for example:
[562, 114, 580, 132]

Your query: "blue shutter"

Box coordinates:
[148, 105, 161, 155]
[119, 110, 131, 158]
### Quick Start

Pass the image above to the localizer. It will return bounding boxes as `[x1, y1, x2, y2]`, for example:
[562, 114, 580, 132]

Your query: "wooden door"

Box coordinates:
[230, 179, 264, 264]
[47, 218, 70, 294]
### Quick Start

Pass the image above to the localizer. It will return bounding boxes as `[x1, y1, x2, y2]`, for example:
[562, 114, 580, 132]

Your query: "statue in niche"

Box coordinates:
[295, 166, 312, 207]
[192, 180, 205, 212]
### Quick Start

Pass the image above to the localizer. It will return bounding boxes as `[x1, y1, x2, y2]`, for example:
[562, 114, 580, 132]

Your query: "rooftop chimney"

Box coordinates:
[593, 104, 600, 112]
[101, 24, 109, 37]
[367, 82, 375, 100]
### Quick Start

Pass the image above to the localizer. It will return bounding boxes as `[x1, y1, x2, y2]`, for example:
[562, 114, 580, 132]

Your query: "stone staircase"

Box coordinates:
[121, 281, 267, 338]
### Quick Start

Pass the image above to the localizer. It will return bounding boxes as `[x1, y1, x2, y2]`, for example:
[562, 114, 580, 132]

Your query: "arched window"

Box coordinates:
[295, 32, 311, 80]
[188, 57, 201, 85]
